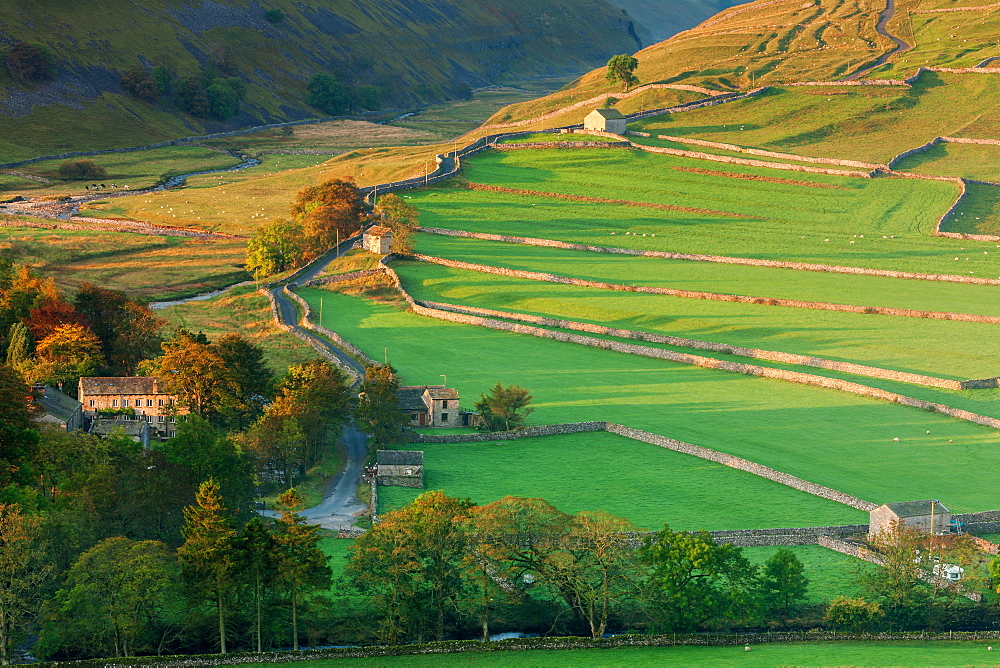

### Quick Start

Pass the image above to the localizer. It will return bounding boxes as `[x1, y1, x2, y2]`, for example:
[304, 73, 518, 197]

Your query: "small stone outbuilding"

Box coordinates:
[869, 500, 951, 540]
[376, 450, 424, 488]
[583, 108, 627, 135]
[363, 225, 394, 254]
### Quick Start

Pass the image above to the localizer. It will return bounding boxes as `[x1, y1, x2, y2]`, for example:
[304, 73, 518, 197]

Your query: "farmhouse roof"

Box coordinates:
[591, 108, 626, 120]
[880, 500, 949, 517]
[90, 418, 148, 438]
[366, 225, 393, 237]
[377, 450, 424, 466]
[426, 387, 459, 400]
[37, 386, 81, 423]
[79, 377, 159, 395]
[396, 387, 429, 411]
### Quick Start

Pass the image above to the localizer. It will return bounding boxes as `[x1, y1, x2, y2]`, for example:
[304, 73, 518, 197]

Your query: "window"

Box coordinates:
[146, 399, 153, 407]
[441, 400, 448, 409]
[169, 416, 176, 423]
[411, 414, 419, 420]
[158, 399, 164, 407]
[123, 399, 130, 407]
[158, 416, 164, 423]
[89, 400, 95, 408]
[441, 413, 449, 422]
[112, 399, 118, 407]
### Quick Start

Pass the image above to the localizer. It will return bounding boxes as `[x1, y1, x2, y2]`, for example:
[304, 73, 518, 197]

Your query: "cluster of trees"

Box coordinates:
[307, 73, 383, 115]
[348, 492, 809, 643]
[120, 62, 247, 121]
[57, 159, 108, 180]
[244, 182, 419, 281]
[4, 41, 53, 83]
[0, 261, 161, 394]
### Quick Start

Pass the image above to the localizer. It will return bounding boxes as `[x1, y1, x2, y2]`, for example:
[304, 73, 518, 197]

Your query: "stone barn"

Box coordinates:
[363, 225, 394, 254]
[869, 500, 951, 541]
[583, 108, 627, 135]
[376, 450, 424, 488]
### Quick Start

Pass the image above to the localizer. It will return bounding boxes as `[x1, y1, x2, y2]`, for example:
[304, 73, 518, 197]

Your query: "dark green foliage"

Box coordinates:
[605, 54, 639, 91]
[452, 82, 473, 100]
[207, 78, 245, 120]
[120, 63, 157, 103]
[760, 548, 809, 616]
[73, 282, 162, 375]
[307, 73, 353, 115]
[0, 364, 39, 487]
[354, 84, 382, 111]
[5, 42, 52, 83]
[354, 364, 409, 446]
[57, 159, 108, 180]
[264, 9, 284, 23]
[473, 382, 533, 431]
[152, 65, 172, 97]
[180, 76, 211, 118]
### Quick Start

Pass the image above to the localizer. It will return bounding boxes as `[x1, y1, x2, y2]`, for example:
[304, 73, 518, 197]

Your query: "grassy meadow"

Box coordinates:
[391, 259, 1000, 382]
[630, 72, 1000, 166]
[405, 149, 990, 275]
[742, 544, 876, 603]
[376, 432, 867, 531]
[0, 224, 248, 300]
[226, 640, 1000, 666]
[300, 287, 1000, 513]
[156, 285, 318, 372]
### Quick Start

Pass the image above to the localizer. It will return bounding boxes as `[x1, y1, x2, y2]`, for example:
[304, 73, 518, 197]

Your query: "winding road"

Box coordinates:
[842, 0, 912, 81]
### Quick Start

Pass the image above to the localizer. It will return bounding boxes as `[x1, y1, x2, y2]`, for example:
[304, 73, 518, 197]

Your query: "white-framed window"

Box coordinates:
[147, 399, 153, 407]
[89, 400, 95, 407]
[158, 416, 164, 423]
[112, 399, 118, 407]
[158, 398, 164, 407]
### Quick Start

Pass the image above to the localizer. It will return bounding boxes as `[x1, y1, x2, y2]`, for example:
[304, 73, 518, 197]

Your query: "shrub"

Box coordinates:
[57, 160, 108, 180]
[308, 73, 352, 115]
[264, 9, 284, 23]
[6, 42, 53, 83]
[207, 82, 239, 120]
[120, 63, 157, 102]
[354, 85, 382, 111]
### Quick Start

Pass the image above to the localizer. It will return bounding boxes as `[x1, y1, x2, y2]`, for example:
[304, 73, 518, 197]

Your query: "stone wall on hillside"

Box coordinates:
[494, 141, 630, 150]
[649, 134, 883, 169]
[629, 141, 875, 178]
[411, 421, 606, 443]
[711, 525, 869, 547]
[303, 268, 382, 287]
[417, 226, 1000, 286]
[409, 253, 1000, 324]
[420, 299, 979, 391]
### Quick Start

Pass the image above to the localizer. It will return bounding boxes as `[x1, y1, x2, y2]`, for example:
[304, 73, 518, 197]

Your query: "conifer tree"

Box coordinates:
[274, 489, 330, 651]
[177, 479, 237, 654]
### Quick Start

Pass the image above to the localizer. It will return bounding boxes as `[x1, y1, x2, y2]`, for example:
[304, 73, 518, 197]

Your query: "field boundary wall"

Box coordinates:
[419, 299, 996, 391]
[408, 252, 1000, 324]
[417, 226, 1000, 286]
[646, 135, 884, 169]
[378, 258, 1000, 434]
[282, 286, 376, 368]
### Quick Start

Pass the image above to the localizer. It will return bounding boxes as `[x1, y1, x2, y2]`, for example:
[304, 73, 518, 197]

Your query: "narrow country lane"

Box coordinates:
[301, 426, 369, 531]
[842, 0, 913, 81]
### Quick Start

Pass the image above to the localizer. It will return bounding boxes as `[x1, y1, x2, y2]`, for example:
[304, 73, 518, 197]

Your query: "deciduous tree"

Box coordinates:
[354, 364, 408, 446]
[0, 503, 51, 666]
[5, 42, 52, 83]
[605, 54, 639, 92]
[373, 194, 417, 253]
[759, 547, 809, 617]
[74, 283, 162, 376]
[473, 382, 533, 432]
[244, 219, 305, 281]
[290, 179, 365, 260]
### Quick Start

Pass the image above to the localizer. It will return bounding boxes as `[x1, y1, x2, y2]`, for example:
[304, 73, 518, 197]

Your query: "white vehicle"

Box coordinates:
[932, 563, 964, 581]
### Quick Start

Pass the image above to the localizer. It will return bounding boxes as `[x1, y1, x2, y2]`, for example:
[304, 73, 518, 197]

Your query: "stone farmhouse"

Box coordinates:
[869, 500, 952, 540]
[33, 385, 83, 432]
[396, 384, 470, 427]
[77, 376, 183, 440]
[362, 225, 394, 254]
[583, 108, 627, 134]
[376, 449, 424, 488]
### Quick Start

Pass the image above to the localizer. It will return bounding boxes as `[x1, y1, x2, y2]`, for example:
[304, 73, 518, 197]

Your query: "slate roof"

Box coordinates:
[79, 377, 159, 395]
[426, 387, 459, 400]
[90, 418, 149, 438]
[366, 225, 393, 237]
[377, 450, 424, 466]
[880, 500, 949, 517]
[590, 108, 626, 120]
[37, 386, 81, 423]
[396, 387, 429, 411]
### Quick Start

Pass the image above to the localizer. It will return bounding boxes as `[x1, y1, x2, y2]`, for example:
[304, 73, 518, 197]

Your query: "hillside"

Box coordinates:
[613, 0, 749, 44]
[482, 0, 999, 127]
[0, 0, 643, 161]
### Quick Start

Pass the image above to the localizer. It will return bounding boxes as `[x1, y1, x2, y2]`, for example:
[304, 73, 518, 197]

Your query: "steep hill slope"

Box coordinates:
[0, 0, 642, 160]
[613, 0, 749, 44]
[484, 0, 999, 127]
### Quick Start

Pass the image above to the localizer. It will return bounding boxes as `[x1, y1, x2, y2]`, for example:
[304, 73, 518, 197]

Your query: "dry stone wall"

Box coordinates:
[710, 525, 869, 547]
[418, 226, 1000, 286]
[410, 253, 1000, 324]
[494, 141, 630, 150]
[421, 299, 984, 391]
[411, 421, 606, 443]
[819, 535, 884, 564]
[303, 269, 382, 287]
[650, 134, 883, 169]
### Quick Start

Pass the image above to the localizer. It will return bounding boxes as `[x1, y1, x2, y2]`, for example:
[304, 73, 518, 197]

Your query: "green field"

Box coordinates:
[391, 259, 1000, 382]
[376, 432, 866, 530]
[404, 149, 988, 275]
[300, 287, 1000, 512]
[894, 142, 1000, 183]
[226, 640, 1000, 666]
[412, 233, 1000, 317]
[501, 133, 616, 144]
[742, 545, 876, 603]
[0, 224, 248, 300]
[629, 72, 1000, 166]
[3, 145, 242, 197]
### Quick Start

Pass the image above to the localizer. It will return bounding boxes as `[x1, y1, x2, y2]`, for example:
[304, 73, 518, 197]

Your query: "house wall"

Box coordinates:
[605, 118, 627, 134]
[870, 507, 953, 538]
